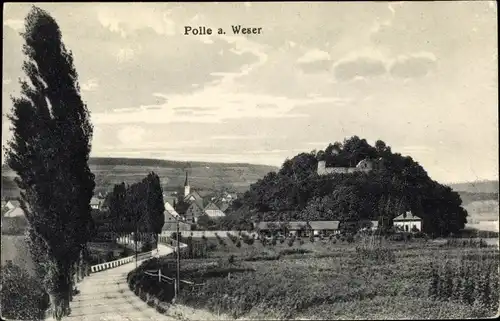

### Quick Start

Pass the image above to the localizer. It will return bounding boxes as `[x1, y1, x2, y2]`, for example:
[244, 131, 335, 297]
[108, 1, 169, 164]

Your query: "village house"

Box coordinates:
[160, 220, 191, 235]
[218, 202, 230, 212]
[3, 206, 25, 218]
[184, 202, 205, 224]
[204, 201, 226, 219]
[393, 211, 423, 232]
[90, 197, 102, 210]
[5, 200, 20, 211]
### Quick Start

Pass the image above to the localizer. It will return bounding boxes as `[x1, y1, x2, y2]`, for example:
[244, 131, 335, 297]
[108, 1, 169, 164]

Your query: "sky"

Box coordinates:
[2, 2, 498, 184]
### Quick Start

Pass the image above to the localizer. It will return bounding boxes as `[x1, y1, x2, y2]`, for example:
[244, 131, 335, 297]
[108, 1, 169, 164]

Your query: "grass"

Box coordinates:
[129, 233, 500, 319]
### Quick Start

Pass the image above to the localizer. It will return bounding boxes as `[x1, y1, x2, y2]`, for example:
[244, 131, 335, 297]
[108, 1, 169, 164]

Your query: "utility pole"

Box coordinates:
[135, 226, 138, 268]
[176, 217, 181, 296]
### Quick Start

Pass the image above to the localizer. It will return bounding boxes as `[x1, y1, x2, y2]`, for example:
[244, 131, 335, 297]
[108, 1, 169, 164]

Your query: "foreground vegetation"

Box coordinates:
[1, 261, 49, 320]
[129, 235, 499, 319]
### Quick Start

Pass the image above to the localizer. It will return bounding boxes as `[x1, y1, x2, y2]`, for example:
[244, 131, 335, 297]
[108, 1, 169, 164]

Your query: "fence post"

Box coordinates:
[158, 269, 162, 282]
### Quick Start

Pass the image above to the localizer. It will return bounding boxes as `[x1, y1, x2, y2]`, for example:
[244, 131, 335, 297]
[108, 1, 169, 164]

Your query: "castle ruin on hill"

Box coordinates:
[317, 158, 380, 176]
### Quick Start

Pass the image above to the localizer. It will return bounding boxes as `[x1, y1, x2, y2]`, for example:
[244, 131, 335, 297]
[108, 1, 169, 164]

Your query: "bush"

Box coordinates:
[428, 256, 499, 311]
[227, 232, 238, 244]
[0, 261, 49, 320]
[443, 238, 489, 248]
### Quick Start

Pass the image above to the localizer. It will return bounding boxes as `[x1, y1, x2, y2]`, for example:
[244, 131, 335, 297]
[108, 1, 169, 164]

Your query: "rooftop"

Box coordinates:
[394, 211, 422, 221]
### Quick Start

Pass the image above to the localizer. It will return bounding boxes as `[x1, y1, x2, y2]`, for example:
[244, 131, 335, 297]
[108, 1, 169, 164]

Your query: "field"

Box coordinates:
[1, 157, 278, 198]
[129, 234, 500, 320]
[1, 235, 35, 275]
[0, 234, 137, 275]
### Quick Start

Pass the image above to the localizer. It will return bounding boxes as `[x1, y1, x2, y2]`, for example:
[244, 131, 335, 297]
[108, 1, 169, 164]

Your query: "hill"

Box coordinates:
[447, 180, 499, 206]
[449, 180, 499, 194]
[232, 136, 470, 237]
[1, 157, 278, 198]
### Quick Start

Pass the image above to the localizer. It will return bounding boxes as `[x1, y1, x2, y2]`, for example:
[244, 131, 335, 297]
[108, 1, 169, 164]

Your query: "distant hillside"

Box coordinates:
[447, 180, 499, 206]
[1, 157, 278, 198]
[449, 180, 499, 194]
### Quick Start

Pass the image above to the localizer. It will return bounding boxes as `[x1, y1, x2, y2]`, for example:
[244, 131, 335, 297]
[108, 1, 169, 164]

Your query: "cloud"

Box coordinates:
[81, 79, 99, 92]
[209, 135, 267, 140]
[297, 49, 331, 64]
[389, 52, 437, 79]
[3, 19, 24, 31]
[333, 57, 387, 81]
[116, 47, 137, 63]
[92, 87, 347, 125]
[296, 49, 333, 73]
[2, 79, 12, 86]
[256, 103, 278, 109]
[96, 4, 176, 37]
[116, 125, 147, 145]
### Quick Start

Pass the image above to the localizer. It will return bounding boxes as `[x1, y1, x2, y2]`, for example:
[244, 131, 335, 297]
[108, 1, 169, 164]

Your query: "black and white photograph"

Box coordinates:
[1, 2, 499, 320]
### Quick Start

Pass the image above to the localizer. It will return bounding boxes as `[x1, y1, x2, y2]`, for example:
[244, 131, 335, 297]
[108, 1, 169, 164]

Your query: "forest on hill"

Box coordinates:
[226, 136, 468, 237]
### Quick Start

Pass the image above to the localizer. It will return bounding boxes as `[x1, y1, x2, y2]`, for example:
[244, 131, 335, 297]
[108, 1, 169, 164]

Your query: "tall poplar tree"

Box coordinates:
[5, 6, 95, 320]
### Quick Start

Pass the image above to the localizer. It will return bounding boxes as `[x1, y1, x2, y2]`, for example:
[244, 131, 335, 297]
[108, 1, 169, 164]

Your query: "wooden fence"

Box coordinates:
[90, 249, 155, 273]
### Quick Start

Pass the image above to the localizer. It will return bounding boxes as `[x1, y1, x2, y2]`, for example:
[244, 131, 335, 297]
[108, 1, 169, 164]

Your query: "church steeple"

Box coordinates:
[184, 171, 190, 197]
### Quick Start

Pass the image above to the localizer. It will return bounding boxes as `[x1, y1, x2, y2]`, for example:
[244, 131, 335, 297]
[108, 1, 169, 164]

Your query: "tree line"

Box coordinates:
[228, 136, 468, 237]
[102, 173, 165, 249]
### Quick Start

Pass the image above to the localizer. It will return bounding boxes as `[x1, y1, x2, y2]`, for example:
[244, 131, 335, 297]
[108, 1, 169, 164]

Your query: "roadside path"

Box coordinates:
[46, 244, 179, 321]
[46, 243, 233, 321]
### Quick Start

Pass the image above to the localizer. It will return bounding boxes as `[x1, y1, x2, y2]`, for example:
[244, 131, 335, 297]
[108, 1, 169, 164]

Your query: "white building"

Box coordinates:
[393, 211, 422, 232]
[90, 197, 101, 210]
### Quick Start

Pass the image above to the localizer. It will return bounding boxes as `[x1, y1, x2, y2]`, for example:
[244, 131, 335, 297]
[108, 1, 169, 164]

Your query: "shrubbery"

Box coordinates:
[0, 261, 49, 320]
[428, 256, 499, 311]
[443, 238, 489, 248]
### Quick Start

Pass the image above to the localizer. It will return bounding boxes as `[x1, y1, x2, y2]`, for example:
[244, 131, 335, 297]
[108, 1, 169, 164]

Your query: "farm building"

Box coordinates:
[393, 211, 422, 232]
[308, 221, 340, 236]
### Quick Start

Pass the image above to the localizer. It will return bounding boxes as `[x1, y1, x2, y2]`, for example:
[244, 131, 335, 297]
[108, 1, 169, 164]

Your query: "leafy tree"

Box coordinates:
[144, 172, 165, 246]
[106, 182, 128, 235]
[4, 6, 95, 319]
[197, 214, 216, 230]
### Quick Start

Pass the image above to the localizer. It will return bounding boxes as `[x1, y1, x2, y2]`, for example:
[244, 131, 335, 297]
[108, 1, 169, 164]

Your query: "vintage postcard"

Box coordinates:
[1, 2, 498, 321]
